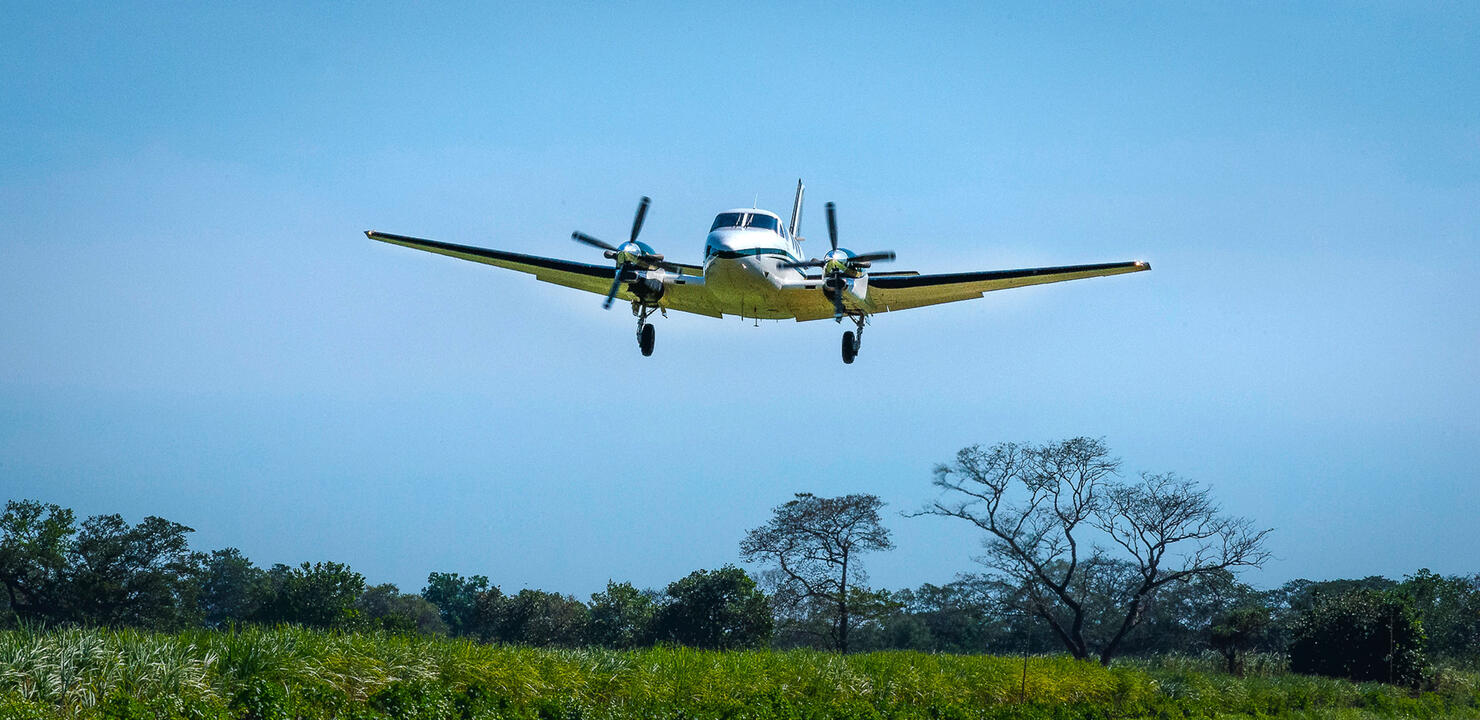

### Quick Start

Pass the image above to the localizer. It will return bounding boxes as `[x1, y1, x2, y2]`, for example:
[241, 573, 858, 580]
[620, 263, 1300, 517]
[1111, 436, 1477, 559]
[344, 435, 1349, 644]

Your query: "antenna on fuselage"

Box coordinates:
[788, 179, 805, 241]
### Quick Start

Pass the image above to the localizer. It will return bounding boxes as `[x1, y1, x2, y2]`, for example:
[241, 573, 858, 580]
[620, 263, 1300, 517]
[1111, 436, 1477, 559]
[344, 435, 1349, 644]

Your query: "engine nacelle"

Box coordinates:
[629, 275, 666, 303]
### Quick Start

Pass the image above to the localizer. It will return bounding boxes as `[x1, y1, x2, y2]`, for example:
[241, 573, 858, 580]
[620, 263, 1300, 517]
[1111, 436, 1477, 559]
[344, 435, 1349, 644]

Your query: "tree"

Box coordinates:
[1399, 569, 1480, 659]
[653, 566, 772, 650]
[588, 581, 656, 648]
[356, 583, 447, 635]
[0, 500, 74, 625]
[1290, 589, 1427, 686]
[740, 493, 893, 652]
[253, 561, 366, 628]
[1210, 606, 1271, 675]
[422, 572, 489, 637]
[914, 438, 1271, 665]
[198, 548, 268, 627]
[499, 589, 590, 647]
[65, 513, 204, 629]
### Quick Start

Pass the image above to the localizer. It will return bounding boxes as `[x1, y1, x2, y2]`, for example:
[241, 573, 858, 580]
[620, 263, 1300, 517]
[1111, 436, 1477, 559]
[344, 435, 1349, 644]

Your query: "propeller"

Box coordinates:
[571, 196, 666, 309]
[778, 202, 895, 319]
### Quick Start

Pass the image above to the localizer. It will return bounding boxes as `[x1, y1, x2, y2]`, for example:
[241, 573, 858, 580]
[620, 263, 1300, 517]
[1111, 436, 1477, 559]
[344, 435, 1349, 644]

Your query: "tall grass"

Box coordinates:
[0, 626, 1475, 719]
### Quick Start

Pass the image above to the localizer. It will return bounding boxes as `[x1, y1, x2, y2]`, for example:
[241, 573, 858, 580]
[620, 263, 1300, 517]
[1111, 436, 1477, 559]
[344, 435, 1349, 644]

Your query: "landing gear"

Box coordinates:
[840, 314, 865, 364]
[640, 324, 655, 356]
[634, 302, 660, 357]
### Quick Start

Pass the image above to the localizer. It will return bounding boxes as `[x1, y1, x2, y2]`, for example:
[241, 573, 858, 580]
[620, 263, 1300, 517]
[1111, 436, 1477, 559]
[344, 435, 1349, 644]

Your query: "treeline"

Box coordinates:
[3, 499, 1477, 667]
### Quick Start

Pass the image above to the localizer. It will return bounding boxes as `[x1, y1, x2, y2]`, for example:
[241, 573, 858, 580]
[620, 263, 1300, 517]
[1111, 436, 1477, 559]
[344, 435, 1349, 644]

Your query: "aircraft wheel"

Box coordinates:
[842, 331, 856, 364]
[640, 324, 656, 356]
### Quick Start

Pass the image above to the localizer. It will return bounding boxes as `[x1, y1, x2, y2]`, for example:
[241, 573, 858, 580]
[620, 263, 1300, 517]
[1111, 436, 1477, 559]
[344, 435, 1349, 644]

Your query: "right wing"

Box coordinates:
[366, 231, 722, 317]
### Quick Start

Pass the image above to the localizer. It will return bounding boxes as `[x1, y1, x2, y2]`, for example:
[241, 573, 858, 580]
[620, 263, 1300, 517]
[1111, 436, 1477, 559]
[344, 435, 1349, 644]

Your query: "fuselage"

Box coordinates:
[700, 209, 819, 319]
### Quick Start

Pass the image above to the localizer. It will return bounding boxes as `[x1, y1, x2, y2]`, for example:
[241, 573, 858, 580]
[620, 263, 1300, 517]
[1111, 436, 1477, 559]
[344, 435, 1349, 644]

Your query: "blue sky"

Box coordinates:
[2, 3, 1476, 599]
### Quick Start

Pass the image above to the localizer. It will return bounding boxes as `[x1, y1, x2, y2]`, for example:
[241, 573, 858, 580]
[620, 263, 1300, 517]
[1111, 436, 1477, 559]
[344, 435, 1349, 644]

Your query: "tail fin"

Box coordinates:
[788, 179, 805, 240]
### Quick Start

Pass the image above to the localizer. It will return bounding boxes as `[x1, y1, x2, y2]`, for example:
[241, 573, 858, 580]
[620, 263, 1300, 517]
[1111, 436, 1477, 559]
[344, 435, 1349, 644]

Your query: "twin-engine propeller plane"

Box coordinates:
[366, 181, 1149, 363]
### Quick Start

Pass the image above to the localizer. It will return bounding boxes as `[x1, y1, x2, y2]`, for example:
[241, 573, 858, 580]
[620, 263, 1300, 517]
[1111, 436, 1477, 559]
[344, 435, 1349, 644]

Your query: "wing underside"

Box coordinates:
[366, 231, 722, 317]
[789, 260, 1151, 321]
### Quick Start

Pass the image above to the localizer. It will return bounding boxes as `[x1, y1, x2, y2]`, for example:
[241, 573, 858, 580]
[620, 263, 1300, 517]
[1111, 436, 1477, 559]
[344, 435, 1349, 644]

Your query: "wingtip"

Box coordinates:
[1135, 260, 1151, 270]
[364, 230, 375, 239]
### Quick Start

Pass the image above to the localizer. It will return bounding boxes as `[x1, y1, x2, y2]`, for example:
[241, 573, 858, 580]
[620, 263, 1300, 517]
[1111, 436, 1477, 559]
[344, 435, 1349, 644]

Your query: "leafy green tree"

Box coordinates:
[1210, 606, 1271, 675]
[253, 561, 366, 628]
[1290, 589, 1428, 686]
[500, 589, 589, 647]
[587, 581, 656, 648]
[421, 572, 489, 637]
[198, 548, 267, 627]
[0, 500, 74, 625]
[65, 513, 204, 629]
[741, 493, 893, 652]
[653, 566, 772, 650]
[1400, 569, 1480, 659]
[356, 583, 447, 635]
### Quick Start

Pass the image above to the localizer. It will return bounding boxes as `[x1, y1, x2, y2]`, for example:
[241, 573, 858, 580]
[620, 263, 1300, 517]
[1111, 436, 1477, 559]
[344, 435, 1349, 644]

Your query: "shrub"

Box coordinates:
[1289, 589, 1428, 686]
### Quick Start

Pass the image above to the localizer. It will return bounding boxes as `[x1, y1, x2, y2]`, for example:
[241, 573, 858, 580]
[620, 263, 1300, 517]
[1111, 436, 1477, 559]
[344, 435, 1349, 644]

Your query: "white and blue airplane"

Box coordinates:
[366, 181, 1149, 363]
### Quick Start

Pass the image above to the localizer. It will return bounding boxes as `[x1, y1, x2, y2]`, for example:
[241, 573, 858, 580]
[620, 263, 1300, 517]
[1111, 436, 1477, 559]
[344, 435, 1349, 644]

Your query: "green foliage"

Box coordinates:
[0, 500, 75, 626]
[587, 580, 656, 649]
[1, 626, 1477, 720]
[1401, 569, 1480, 661]
[198, 548, 267, 628]
[1290, 589, 1429, 686]
[356, 584, 448, 636]
[653, 565, 773, 650]
[66, 513, 205, 629]
[490, 589, 590, 647]
[253, 561, 366, 629]
[420, 572, 488, 638]
[1210, 605, 1271, 675]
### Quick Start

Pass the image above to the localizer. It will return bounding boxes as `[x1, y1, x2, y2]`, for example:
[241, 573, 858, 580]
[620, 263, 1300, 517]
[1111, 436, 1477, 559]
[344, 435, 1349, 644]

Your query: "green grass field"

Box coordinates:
[1, 626, 1475, 719]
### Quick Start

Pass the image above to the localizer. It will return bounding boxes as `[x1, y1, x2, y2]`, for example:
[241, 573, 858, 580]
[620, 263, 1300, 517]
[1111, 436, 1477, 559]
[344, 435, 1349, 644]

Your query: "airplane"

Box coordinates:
[366, 181, 1149, 363]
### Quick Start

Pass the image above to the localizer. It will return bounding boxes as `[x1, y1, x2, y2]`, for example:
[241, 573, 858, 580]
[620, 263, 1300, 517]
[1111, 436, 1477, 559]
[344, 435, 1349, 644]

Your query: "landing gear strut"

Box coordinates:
[840, 314, 865, 364]
[634, 302, 660, 356]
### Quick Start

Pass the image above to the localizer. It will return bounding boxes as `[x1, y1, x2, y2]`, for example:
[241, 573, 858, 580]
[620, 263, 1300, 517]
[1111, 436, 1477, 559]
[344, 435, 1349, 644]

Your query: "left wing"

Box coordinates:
[866, 260, 1150, 313]
[366, 231, 721, 317]
[790, 260, 1150, 321]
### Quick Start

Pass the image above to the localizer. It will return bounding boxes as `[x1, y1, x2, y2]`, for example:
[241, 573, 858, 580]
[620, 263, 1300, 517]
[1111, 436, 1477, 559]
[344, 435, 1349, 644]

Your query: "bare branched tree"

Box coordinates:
[910, 438, 1271, 665]
[740, 493, 893, 652]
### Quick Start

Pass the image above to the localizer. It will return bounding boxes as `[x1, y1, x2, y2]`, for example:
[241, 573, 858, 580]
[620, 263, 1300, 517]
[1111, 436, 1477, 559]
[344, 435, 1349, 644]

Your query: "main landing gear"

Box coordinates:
[634, 302, 662, 357]
[840, 314, 866, 364]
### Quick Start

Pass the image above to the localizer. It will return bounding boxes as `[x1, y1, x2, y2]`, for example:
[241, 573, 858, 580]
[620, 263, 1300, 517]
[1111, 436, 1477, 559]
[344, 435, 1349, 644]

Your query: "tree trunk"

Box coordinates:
[837, 554, 849, 653]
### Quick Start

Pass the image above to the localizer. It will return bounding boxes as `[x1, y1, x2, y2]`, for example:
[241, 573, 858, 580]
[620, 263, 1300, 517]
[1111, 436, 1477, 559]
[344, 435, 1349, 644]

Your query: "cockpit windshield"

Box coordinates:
[710, 213, 744, 231]
[710, 212, 783, 234]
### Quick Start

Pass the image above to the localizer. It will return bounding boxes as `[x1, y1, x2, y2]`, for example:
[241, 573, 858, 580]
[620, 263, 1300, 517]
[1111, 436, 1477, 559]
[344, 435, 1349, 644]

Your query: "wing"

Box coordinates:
[366, 231, 720, 317]
[864, 260, 1150, 314]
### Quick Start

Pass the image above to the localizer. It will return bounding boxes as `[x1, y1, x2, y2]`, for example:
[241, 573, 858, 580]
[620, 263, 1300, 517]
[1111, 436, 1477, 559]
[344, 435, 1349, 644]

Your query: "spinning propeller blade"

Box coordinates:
[603, 264, 627, 309]
[571, 231, 617, 252]
[631, 196, 650, 243]
[825, 201, 839, 252]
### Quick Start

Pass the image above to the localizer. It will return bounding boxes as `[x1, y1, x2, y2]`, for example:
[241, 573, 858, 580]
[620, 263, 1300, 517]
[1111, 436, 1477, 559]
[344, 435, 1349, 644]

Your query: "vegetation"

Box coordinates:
[741, 492, 893, 652]
[0, 625, 1476, 720]
[912, 438, 1272, 665]
[3, 434, 1479, 716]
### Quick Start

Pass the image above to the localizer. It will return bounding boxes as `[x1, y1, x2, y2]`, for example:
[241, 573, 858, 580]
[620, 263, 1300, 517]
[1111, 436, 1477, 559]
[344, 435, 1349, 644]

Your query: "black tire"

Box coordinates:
[640, 324, 656, 356]
[842, 331, 856, 364]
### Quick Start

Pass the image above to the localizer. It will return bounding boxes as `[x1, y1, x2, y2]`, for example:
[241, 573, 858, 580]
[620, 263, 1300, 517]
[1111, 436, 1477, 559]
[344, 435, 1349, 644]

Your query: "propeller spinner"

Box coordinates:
[779, 202, 895, 318]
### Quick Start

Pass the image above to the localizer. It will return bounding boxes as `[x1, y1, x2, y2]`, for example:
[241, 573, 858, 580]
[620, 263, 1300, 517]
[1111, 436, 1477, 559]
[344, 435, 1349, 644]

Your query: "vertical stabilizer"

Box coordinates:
[788, 179, 805, 240]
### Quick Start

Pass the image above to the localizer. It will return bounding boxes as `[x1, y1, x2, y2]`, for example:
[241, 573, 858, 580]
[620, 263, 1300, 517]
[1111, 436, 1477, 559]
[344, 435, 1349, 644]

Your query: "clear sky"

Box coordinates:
[2, 3, 1476, 599]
